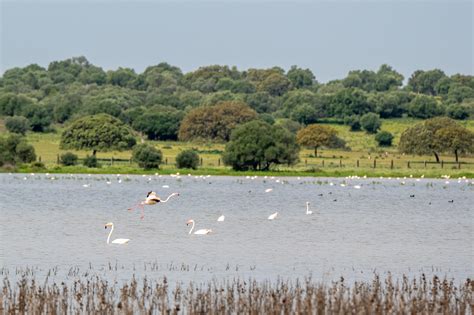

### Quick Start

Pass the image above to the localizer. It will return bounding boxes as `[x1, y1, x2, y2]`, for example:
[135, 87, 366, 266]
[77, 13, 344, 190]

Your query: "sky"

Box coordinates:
[1, 0, 472, 82]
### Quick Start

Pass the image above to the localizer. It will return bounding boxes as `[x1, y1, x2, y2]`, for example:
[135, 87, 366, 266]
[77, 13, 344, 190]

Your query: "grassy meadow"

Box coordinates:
[3, 118, 474, 177]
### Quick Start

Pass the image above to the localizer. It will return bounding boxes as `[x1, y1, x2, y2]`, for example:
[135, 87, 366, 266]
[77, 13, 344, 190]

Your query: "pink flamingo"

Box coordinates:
[128, 191, 179, 219]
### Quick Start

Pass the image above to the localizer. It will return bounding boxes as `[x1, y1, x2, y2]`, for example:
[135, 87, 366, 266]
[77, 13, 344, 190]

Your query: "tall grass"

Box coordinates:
[1, 273, 472, 314]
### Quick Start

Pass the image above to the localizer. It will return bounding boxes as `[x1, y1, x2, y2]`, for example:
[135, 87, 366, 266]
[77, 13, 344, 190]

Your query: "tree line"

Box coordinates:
[1, 56, 473, 141]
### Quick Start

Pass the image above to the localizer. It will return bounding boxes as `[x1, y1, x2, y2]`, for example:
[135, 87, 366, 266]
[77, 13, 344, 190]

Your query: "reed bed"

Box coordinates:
[1, 273, 472, 314]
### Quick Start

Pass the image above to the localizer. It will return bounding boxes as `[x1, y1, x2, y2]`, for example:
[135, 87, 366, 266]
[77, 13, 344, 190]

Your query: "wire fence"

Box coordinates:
[40, 154, 474, 170]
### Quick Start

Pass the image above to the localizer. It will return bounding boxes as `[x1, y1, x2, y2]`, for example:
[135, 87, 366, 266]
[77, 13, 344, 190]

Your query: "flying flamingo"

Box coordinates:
[128, 191, 179, 219]
[186, 219, 212, 235]
[306, 202, 313, 215]
[104, 222, 129, 244]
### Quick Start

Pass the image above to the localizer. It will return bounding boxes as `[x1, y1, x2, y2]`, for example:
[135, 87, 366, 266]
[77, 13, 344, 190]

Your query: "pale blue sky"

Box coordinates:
[1, 0, 472, 82]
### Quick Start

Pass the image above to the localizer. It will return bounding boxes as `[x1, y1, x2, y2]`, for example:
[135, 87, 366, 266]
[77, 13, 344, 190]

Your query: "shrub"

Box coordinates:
[132, 144, 163, 169]
[0, 134, 36, 166]
[375, 131, 394, 146]
[30, 161, 46, 170]
[83, 155, 100, 168]
[360, 113, 381, 133]
[343, 115, 361, 131]
[223, 120, 299, 171]
[60, 152, 79, 166]
[176, 150, 199, 169]
[15, 142, 36, 163]
[5, 116, 30, 135]
[447, 104, 470, 120]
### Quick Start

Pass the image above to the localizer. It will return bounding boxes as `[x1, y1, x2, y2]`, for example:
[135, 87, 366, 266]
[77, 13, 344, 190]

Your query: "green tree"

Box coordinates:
[360, 113, 381, 134]
[245, 92, 277, 113]
[107, 67, 138, 88]
[132, 143, 163, 169]
[176, 149, 200, 169]
[435, 125, 474, 162]
[447, 103, 470, 120]
[60, 114, 136, 156]
[287, 66, 315, 89]
[178, 101, 257, 142]
[374, 64, 404, 91]
[5, 116, 30, 135]
[0, 134, 36, 166]
[296, 124, 340, 157]
[132, 108, 185, 140]
[331, 88, 372, 117]
[23, 104, 52, 132]
[407, 69, 447, 95]
[223, 120, 299, 171]
[375, 131, 394, 146]
[398, 117, 469, 162]
[407, 95, 444, 119]
[258, 73, 291, 96]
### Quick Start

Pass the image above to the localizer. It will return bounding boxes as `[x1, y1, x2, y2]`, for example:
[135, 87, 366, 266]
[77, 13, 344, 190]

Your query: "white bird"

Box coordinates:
[306, 202, 312, 215]
[354, 185, 361, 189]
[265, 188, 273, 193]
[104, 222, 129, 245]
[217, 215, 225, 222]
[128, 191, 179, 219]
[186, 219, 212, 235]
[268, 212, 278, 220]
[83, 184, 90, 188]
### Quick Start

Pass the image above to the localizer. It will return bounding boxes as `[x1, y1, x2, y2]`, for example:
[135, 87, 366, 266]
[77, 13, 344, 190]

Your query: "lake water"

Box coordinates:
[0, 173, 472, 283]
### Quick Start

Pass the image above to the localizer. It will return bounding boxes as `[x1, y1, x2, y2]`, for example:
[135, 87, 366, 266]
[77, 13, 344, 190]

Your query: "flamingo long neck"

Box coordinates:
[161, 193, 177, 203]
[188, 221, 195, 234]
[107, 225, 114, 244]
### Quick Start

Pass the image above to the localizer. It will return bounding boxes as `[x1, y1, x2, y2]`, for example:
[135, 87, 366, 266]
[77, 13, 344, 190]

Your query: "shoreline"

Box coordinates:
[3, 165, 474, 179]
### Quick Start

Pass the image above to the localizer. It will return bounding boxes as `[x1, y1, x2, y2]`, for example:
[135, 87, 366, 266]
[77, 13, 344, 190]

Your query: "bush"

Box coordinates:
[15, 142, 37, 163]
[343, 115, 361, 131]
[375, 131, 394, 146]
[447, 104, 470, 120]
[176, 150, 199, 169]
[60, 152, 79, 166]
[30, 161, 46, 170]
[83, 155, 100, 168]
[360, 113, 381, 133]
[223, 120, 299, 171]
[0, 134, 36, 166]
[5, 116, 30, 135]
[132, 144, 163, 169]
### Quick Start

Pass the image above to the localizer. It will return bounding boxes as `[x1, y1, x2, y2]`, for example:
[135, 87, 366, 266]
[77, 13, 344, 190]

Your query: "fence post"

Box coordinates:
[39, 156, 42, 162]
[441, 160, 444, 169]
[356, 160, 359, 168]
[322, 160, 325, 167]
[373, 159, 376, 168]
[200, 157, 203, 166]
[339, 159, 342, 167]
[111, 157, 114, 166]
[165, 158, 168, 165]
[407, 161, 410, 168]
[305, 159, 307, 166]
[57, 154, 59, 164]
[218, 158, 220, 166]
[458, 162, 461, 169]
[390, 160, 394, 169]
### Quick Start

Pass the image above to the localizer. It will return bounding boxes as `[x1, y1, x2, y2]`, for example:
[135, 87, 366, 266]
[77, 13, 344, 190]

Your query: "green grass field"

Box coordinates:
[2, 118, 474, 177]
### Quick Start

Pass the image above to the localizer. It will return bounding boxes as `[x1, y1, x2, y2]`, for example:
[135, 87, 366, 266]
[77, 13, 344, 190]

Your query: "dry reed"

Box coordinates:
[1, 273, 472, 314]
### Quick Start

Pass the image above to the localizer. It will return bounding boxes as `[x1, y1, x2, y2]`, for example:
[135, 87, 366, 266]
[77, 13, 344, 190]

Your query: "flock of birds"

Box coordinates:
[105, 190, 315, 245]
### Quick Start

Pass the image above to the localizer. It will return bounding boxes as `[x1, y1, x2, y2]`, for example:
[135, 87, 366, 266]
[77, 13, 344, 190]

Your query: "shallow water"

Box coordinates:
[0, 173, 472, 283]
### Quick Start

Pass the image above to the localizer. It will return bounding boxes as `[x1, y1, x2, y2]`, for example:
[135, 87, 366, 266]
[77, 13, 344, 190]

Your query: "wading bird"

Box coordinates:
[306, 202, 312, 215]
[186, 219, 212, 235]
[128, 191, 179, 219]
[217, 215, 225, 222]
[268, 212, 278, 220]
[105, 222, 129, 245]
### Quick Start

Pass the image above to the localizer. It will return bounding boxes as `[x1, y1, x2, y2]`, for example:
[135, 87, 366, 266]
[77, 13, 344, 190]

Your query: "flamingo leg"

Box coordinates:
[140, 204, 145, 220]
